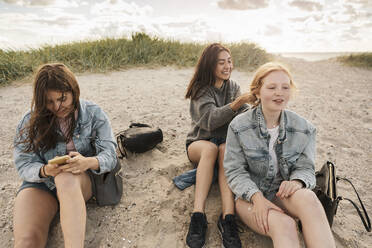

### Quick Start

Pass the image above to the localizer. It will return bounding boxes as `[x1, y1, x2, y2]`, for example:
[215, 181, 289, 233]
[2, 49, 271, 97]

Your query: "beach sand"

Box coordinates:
[0, 57, 371, 247]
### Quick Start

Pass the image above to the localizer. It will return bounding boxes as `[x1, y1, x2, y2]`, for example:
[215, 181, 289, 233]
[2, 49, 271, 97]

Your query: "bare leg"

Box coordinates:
[277, 189, 335, 248]
[54, 172, 92, 248]
[217, 143, 235, 217]
[14, 188, 58, 248]
[235, 198, 300, 248]
[187, 140, 218, 213]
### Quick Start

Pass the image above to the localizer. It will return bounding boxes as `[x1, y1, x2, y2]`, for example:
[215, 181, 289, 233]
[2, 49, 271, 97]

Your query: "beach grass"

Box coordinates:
[0, 33, 271, 85]
[337, 52, 372, 69]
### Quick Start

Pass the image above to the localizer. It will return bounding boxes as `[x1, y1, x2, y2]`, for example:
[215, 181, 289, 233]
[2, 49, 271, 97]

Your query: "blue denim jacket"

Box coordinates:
[224, 105, 316, 202]
[14, 99, 117, 190]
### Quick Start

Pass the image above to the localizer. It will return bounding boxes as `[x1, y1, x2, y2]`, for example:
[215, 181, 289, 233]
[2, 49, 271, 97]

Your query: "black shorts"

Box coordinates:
[186, 137, 226, 164]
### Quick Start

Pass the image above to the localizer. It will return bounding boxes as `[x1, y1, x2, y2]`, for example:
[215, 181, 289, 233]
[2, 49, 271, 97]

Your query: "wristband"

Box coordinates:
[42, 165, 49, 178]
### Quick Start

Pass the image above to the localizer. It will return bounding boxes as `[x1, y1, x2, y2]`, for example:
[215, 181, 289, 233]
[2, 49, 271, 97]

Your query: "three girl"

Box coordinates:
[12, 48, 336, 248]
[13, 63, 117, 247]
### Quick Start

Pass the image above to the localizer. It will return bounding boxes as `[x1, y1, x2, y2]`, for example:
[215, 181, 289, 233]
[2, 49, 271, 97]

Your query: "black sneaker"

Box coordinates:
[186, 212, 208, 248]
[217, 214, 242, 248]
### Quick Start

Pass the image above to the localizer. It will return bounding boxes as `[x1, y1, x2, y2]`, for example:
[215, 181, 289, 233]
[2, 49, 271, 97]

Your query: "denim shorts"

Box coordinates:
[186, 137, 226, 164]
[18, 181, 58, 200]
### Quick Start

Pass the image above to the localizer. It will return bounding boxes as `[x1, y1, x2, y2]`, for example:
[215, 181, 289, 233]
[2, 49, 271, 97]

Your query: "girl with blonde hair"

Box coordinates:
[224, 62, 335, 247]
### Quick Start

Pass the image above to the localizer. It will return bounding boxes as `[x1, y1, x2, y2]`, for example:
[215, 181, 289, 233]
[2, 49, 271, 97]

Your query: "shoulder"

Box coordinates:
[78, 99, 108, 123]
[192, 85, 215, 101]
[16, 111, 32, 130]
[79, 99, 104, 113]
[227, 79, 240, 89]
[284, 110, 316, 133]
[229, 107, 256, 132]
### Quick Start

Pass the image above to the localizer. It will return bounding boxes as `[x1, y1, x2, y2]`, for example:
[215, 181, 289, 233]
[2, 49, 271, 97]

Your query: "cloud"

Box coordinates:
[289, 0, 323, 11]
[90, 0, 153, 16]
[263, 25, 282, 36]
[1, 0, 79, 7]
[217, 0, 269, 10]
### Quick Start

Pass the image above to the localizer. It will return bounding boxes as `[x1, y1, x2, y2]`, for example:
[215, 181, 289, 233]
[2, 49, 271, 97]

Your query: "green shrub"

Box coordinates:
[0, 33, 271, 85]
[337, 53, 372, 69]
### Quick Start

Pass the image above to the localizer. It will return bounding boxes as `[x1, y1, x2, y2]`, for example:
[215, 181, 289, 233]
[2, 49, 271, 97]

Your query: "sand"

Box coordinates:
[0, 57, 371, 247]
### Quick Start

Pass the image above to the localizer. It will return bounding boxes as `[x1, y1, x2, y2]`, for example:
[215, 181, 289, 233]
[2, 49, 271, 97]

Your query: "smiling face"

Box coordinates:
[214, 50, 233, 85]
[257, 70, 291, 115]
[46, 90, 74, 118]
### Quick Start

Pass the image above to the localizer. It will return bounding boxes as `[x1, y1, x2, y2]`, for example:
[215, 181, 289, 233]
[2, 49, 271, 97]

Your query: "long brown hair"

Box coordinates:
[247, 62, 297, 107]
[185, 43, 231, 99]
[18, 63, 80, 153]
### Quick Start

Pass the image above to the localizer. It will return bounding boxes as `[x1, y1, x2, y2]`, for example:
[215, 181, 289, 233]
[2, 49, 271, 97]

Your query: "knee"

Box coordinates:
[54, 172, 81, 194]
[14, 231, 45, 248]
[294, 189, 323, 213]
[200, 143, 218, 159]
[268, 211, 297, 236]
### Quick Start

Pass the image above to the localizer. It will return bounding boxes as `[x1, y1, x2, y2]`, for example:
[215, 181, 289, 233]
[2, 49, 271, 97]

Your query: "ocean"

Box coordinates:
[274, 52, 356, 62]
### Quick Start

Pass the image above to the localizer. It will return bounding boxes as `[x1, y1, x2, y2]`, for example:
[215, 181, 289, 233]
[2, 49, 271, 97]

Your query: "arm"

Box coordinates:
[61, 106, 117, 175]
[193, 91, 236, 132]
[289, 128, 317, 189]
[90, 107, 117, 174]
[223, 124, 261, 202]
[230, 91, 250, 112]
[13, 117, 47, 182]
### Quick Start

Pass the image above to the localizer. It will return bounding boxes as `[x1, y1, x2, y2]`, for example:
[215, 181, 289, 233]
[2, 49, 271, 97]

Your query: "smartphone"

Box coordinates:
[48, 155, 70, 165]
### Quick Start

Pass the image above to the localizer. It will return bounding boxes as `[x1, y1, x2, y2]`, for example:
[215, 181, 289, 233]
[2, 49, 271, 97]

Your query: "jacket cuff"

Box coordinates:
[93, 155, 117, 175]
[290, 175, 314, 189]
[29, 163, 47, 182]
[243, 188, 261, 202]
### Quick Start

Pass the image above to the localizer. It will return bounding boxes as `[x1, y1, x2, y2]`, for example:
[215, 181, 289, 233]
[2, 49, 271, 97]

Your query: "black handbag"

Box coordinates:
[313, 161, 371, 231]
[116, 123, 163, 158]
[88, 159, 123, 206]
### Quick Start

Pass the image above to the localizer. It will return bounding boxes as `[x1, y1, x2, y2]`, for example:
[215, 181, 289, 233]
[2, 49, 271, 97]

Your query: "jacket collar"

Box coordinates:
[256, 104, 287, 143]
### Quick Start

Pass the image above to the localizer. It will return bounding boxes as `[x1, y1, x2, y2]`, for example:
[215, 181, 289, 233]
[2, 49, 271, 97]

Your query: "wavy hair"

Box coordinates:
[18, 63, 80, 153]
[247, 62, 297, 107]
[185, 43, 231, 99]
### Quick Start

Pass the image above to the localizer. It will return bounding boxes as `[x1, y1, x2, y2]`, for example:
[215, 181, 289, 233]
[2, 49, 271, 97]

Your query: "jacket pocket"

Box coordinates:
[242, 147, 268, 177]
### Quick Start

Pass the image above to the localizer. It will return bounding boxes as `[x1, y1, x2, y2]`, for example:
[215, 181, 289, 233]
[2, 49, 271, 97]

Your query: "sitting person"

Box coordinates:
[224, 62, 335, 247]
[13, 63, 117, 247]
[184, 43, 249, 248]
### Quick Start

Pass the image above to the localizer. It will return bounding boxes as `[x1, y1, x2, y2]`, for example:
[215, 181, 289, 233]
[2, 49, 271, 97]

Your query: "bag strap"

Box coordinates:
[116, 135, 127, 159]
[337, 177, 371, 232]
[129, 123, 151, 128]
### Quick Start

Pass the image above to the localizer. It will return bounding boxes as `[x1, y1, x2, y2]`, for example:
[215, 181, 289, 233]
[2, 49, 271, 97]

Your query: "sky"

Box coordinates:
[0, 0, 371, 52]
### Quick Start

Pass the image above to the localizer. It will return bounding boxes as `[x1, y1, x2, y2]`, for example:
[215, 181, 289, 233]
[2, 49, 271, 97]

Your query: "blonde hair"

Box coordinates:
[247, 62, 297, 107]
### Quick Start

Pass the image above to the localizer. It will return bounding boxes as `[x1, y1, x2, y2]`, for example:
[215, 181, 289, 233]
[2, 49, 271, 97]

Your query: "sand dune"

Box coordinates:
[0, 57, 371, 247]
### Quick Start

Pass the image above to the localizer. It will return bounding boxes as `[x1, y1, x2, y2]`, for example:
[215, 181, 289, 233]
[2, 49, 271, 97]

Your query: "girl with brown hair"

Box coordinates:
[184, 43, 250, 248]
[13, 63, 117, 247]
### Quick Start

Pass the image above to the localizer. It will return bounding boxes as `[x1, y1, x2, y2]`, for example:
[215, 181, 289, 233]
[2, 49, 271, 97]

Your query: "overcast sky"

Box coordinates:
[1, 0, 371, 52]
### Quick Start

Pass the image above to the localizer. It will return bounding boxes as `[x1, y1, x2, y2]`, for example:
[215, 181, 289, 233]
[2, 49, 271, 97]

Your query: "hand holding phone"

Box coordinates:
[48, 155, 70, 165]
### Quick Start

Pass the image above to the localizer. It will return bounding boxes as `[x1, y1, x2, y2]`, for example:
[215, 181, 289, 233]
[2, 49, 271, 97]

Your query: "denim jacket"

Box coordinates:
[14, 99, 117, 190]
[224, 104, 316, 202]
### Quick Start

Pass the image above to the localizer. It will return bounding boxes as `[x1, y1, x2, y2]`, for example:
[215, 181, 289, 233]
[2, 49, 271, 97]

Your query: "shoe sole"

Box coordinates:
[217, 224, 226, 248]
[186, 244, 206, 248]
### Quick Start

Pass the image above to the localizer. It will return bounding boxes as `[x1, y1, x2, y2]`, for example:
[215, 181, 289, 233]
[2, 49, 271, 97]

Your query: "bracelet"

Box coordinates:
[42, 165, 49, 178]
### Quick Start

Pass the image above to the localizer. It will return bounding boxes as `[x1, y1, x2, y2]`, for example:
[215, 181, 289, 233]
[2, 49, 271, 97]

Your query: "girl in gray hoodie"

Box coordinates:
[184, 43, 249, 248]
